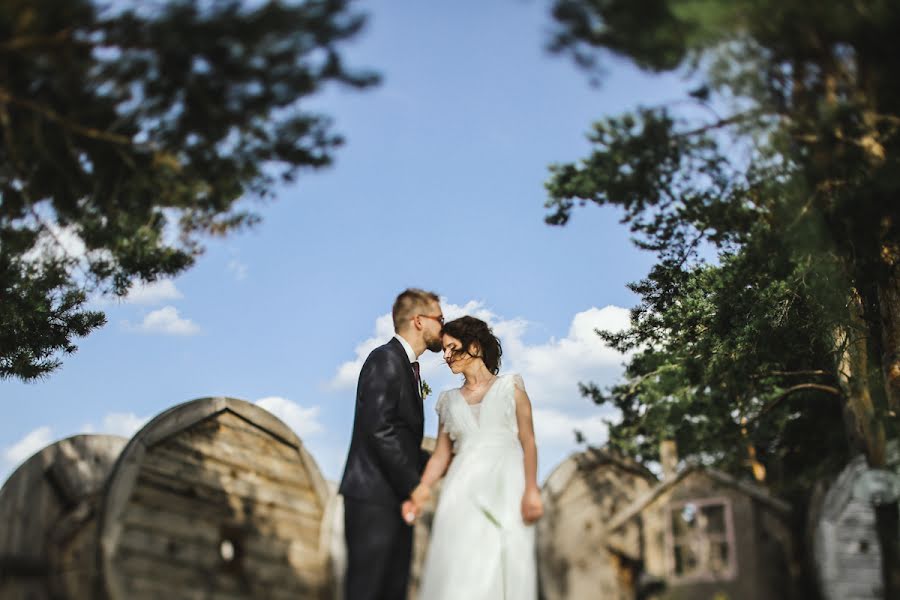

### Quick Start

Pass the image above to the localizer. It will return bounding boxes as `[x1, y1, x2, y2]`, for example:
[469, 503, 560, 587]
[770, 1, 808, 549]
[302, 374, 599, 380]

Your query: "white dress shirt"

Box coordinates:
[393, 333, 417, 363]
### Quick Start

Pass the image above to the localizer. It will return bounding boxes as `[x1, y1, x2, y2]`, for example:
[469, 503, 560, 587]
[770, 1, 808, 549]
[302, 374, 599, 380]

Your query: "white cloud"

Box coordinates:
[228, 258, 248, 281]
[80, 411, 149, 438]
[532, 408, 609, 447]
[3, 426, 54, 467]
[255, 396, 324, 437]
[2, 414, 151, 486]
[502, 305, 631, 408]
[20, 219, 114, 294]
[329, 313, 397, 390]
[99, 412, 148, 437]
[124, 280, 183, 305]
[328, 299, 512, 391]
[22, 222, 87, 264]
[125, 306, 200, 335]
[330, 300, 630, 406]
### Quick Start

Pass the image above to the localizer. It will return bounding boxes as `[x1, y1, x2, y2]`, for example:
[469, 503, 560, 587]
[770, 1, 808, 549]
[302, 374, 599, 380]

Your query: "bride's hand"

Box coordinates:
[521, 486, 543, 524]
[411, 483, 431, 508]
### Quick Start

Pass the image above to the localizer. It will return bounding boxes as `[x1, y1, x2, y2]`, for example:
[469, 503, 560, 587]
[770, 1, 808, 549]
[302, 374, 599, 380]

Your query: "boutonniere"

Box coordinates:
[421, 380, 432, 399]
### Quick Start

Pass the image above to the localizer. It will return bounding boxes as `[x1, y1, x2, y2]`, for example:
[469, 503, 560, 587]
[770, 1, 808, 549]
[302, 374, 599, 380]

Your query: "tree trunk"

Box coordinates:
[876, 238, 900, 599]
[877, 244, 900, 417]
[835, 289, 886, 466]
[836, 288, 898, 599]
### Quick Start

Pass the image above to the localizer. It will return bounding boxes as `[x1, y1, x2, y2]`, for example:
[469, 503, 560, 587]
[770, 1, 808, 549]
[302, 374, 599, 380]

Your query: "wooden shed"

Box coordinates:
[537, 447, 657, 600]
[811, 443, 900, 600]
[605, 466, 796, 600]
[0, 434, 128, 600]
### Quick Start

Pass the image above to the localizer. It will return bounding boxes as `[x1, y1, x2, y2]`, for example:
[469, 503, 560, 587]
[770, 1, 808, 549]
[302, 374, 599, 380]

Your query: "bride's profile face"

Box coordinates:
[442, 334, 476, 374]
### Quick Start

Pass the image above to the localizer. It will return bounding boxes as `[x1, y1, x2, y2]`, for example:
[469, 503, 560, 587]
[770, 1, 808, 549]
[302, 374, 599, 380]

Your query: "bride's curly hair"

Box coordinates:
[442, 316, 502, 375]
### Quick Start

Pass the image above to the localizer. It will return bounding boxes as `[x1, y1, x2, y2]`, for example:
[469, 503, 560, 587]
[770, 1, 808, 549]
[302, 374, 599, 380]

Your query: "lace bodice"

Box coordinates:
[434, 373, 526, 453]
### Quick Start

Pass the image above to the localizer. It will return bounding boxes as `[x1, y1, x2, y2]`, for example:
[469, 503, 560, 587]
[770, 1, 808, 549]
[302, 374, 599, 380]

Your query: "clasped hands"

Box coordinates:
[401, 483, 431, 525]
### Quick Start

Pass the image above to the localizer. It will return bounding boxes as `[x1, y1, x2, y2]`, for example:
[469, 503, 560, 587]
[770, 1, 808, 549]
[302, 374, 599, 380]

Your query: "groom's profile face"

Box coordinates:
[420, 301, 444, 353]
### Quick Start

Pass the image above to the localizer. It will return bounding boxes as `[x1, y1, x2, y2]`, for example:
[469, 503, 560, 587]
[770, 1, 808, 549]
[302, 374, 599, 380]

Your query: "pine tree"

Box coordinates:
[0, 0, 377, 380]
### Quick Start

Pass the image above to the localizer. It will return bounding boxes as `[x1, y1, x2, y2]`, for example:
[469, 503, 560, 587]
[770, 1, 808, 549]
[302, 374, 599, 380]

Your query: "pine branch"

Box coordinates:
[753, 383, 843, 424]
[0, 29, 80, 52]
[676, 110, 764, 139]
[0, 87, 141, 148]
[753, 369, 833, 378]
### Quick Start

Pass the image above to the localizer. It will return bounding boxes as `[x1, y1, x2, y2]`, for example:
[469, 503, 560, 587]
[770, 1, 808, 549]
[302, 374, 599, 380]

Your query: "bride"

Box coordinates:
[405, 316, 543, 599]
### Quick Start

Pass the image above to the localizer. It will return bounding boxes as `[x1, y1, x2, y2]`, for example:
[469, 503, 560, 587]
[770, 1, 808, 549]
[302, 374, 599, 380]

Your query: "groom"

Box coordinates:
[339, 288, 444, 600]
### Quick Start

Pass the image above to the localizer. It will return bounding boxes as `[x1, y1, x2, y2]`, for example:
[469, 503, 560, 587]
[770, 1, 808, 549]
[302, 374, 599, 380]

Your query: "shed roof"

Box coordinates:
[543, 446, 657, 497]
[606, 465, 791, 532]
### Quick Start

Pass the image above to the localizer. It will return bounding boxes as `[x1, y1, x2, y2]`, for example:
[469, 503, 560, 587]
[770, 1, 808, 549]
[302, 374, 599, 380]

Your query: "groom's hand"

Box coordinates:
[401, 499, 418, 525]
[401, 484, 431, 525]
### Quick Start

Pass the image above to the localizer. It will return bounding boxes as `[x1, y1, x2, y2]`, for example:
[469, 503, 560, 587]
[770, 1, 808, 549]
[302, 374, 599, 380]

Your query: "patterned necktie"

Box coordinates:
[411, 361, 422, 396]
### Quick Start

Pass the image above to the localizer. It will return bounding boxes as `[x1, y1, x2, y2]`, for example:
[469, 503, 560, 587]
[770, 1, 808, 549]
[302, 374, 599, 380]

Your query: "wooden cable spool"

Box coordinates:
[94, 397, 334, 600]
[0, 434, 128, 600]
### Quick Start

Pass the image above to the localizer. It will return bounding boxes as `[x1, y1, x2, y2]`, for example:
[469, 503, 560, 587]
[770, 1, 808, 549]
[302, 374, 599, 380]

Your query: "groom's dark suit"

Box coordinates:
[339, 337, 429, 600]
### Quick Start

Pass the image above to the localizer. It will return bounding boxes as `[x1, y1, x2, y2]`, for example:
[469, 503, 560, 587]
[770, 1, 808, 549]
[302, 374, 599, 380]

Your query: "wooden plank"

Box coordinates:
[223, 401, 305, 452]
[139, 398, 230, 448]
[124, 574, 247, 600]
[0, 452, 63, 560]
[48, 513, 102, 600]
[135, 456, 322, 520]
[0, 579, 51, 600]
[116, 523, 326, 575]
[123, 571, 328, 600]
[112, 547, 326, 595]
[49, 436, 125, 504]
[150, 432, 313, 489]
[139, 399, 301, 452]
[203, 411, 301, 458]
[171, 413, 301, 464]
[126, 482, 323, 546]
[0, 434, 125, 600]
[117, 500, 322, 551]
[121, 526, 328, 569]
[138, 446, 318, 505]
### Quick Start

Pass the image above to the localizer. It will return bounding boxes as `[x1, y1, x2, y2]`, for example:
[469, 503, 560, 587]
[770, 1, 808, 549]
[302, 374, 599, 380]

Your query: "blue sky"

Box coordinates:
[1, 0, 686, 485]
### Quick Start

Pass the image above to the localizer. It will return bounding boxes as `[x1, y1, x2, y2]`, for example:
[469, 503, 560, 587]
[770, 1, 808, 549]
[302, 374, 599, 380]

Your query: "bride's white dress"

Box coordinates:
[418, 373, 537, 600]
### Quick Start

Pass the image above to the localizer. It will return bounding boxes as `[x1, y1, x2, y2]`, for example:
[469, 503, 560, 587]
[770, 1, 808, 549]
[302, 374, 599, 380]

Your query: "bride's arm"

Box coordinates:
[515, 386, 543, 523]
[405, 423, 453, 517]
[420, 423, 454, 487]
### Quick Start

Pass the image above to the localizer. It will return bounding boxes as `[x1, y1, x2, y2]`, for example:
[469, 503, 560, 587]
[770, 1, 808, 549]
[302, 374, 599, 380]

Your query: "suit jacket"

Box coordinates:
[339, 337, 429, 506]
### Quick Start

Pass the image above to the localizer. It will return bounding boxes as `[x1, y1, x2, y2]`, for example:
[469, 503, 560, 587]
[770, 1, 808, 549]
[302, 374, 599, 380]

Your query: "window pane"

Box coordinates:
[702, 504, 726, 534]
[671, 503, 697, 538]
[709, 541, 730, 574]
[673, 543, 699, 576]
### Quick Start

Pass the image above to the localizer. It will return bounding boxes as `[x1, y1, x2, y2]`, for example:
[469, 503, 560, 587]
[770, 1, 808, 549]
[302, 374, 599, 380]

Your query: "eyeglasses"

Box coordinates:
[417, 314, 444, 325]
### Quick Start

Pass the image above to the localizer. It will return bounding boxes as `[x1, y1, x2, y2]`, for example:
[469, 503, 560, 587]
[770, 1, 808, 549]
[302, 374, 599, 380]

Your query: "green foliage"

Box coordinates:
[545, 0, 900, 496]
[583, 245, 850, 497]
[0, 0, 377, 380]
[0, 236, 105, 380]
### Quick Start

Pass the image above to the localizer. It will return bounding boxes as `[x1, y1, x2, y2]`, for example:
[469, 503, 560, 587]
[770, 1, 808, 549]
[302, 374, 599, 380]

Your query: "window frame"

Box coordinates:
[664, 496, 738, 583]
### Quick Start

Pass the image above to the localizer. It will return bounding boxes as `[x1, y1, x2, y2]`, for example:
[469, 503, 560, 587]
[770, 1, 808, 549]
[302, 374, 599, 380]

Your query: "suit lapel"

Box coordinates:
[388, 338, 422, 404]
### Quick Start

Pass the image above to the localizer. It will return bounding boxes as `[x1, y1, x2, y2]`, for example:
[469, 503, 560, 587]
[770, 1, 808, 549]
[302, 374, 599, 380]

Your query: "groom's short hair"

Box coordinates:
[393, 288, 440, 332]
